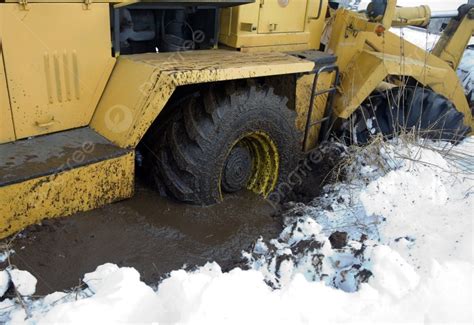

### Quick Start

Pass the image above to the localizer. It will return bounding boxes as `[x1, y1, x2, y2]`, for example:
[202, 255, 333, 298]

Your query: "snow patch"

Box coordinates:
[9, 269, 37, 296]
[1, 137, 473, 323]
[368, 245, 420, 299]
[0, 270, 10, 297]
[0, 250, 14, 263]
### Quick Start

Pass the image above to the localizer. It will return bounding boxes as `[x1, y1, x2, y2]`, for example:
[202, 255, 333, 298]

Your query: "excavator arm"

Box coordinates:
[327, 0, 473, 129]
[365, 0, 474, 69]
[432, 4, 474, 70]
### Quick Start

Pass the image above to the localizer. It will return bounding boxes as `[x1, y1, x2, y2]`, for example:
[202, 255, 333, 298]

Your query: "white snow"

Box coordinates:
[361, 141, 474, 276]
[458, 49, 474, 100]
[368, 245, 420, 299]
[1, 2, 473, 323]
[1, 136, 472, 324]
[390, 27, 440, 50]
[396, 1, 467, 11]
[82, 263, 120, 293]
[8, 269, 37, 296]
[0, 270, 10, 297]
[0, 250, 14, 263]
[36, 266, 162, 324]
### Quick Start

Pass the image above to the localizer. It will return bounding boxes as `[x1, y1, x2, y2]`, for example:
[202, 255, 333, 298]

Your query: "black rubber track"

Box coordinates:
[349, 87, 471, 144]
[149, 83, 301, 205]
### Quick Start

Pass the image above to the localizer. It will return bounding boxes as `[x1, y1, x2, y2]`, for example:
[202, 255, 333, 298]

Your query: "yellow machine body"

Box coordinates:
[0, 3, 115, 141]
[0, 0, 473, 238]
[0, 49, 14, 143]
[0, 152, 134, 238]
[326, 6, 473, 128]
[219, 0, 328, 51]
[90, 50, 314, 148]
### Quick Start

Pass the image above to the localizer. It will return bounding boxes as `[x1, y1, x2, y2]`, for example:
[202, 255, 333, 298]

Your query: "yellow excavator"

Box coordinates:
[0, 0, 472, 238]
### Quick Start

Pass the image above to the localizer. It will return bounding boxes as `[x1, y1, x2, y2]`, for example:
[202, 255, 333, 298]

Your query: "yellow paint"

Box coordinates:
[1, 0, 473, 238]
[296, 72, 334, 150]
[0, 49, 15, 144]
[334, 46, 472, 127]
[327, 7, 473, 129]
[219, 0, 327, 51]
[3, 0, 124, 3]
[222, 32, 311, 49]
[246, 132, 279, 198]
[379, 0, 397, 28]
[392, 5, 431, 27]
[307, 0, 328, 49]
[432, 6, 474, 70]
[218, 131, 279, 200]
[0, 152, 134, 239]
[327, 9, 381, 70]
[258, 0, 308, 33]
[239, 43, 311, 53]
[0, 3, 115, 140]
[365, 31, 473, 128]
[91, 50, 314, 148]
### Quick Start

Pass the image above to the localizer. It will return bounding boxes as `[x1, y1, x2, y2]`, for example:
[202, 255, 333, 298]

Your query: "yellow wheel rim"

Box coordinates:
[219, 131, 279, 199]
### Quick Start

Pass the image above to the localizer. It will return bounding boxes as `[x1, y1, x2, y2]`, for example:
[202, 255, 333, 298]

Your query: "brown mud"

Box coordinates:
[0, 143, 344, 296]
[1, 183, 280, 295]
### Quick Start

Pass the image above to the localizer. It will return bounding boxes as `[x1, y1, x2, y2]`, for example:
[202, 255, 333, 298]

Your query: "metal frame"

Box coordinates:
[302, 64, 340, 150]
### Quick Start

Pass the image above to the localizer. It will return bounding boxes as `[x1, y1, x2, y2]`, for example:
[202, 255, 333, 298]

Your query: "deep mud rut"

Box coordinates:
[1, 144, 342, 296]
[1, 182, 281, 295]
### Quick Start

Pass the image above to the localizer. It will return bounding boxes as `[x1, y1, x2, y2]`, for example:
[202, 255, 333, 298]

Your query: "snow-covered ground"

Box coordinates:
[1, 2, 473, 323]
[1, 137, 473, 324]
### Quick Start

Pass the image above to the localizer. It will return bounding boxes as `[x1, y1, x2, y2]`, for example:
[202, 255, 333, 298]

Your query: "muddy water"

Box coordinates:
[4, 183, 281, 295]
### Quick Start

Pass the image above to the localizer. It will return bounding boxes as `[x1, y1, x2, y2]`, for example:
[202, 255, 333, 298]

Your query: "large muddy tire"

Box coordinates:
[150, 84, 301, 205]
[347, 87, 471, 144]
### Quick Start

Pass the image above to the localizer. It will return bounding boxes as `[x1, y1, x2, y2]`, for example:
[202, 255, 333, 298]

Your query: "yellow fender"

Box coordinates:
[90, 50, 314, 148]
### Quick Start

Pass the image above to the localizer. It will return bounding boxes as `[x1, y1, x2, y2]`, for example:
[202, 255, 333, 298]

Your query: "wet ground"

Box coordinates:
[1, 182, 281, 295]
[0, 143, 343, 296]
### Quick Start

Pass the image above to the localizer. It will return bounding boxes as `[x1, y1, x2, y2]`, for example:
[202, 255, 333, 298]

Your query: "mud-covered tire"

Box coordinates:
[348, 87, 471, 144]
[150, 84, 301, 205]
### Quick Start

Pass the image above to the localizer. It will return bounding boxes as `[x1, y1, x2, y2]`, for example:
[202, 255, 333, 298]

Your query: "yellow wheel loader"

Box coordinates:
[0, 0, 472, 238]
